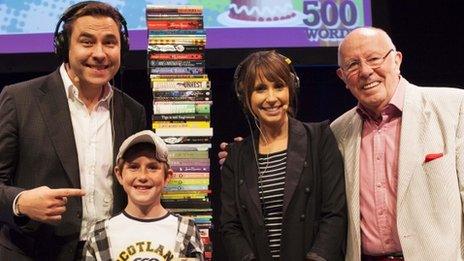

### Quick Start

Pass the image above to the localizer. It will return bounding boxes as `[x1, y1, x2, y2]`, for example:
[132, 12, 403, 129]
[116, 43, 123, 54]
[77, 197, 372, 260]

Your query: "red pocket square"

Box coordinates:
[424, 153, 443, 163]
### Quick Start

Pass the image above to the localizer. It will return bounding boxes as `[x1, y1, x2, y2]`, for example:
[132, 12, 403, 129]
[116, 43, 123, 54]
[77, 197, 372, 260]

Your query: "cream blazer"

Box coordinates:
[331, 78, 464, 261]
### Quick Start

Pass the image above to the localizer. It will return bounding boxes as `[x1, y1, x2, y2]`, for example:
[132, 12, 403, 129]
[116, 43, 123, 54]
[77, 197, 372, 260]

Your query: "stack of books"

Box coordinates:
[146, 5, 212, 260]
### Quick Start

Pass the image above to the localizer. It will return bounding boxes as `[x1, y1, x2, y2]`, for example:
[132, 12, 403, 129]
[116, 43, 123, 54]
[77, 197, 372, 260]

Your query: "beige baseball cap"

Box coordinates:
[116, 130, 168, 163]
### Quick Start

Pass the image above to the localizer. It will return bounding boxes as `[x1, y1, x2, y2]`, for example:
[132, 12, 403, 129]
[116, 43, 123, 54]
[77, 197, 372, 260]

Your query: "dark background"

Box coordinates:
[1, 1, 463, 259]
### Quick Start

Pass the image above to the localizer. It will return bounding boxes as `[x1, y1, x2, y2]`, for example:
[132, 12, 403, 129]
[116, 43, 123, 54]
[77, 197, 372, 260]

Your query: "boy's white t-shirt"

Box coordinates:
[106, 211, 179, 261]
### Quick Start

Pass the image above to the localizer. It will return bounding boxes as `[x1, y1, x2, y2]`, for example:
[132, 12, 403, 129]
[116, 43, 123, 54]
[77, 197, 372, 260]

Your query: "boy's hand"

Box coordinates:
[218, 137, 243, 166]
[17, 186, 86, 224]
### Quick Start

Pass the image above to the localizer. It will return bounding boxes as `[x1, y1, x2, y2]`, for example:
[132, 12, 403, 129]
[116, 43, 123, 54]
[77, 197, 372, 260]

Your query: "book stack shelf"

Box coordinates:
[146, 5, 212, 260]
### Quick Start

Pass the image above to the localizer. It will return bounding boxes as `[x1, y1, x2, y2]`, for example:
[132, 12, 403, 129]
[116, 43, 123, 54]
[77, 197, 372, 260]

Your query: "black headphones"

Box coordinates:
[233, 51, 300, 113]
[53, 1, 129, 62]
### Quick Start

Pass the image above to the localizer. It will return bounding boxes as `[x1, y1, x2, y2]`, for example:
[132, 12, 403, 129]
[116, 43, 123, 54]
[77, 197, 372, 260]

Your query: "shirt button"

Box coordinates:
[378, 210, 384, 215]
[376, 183, 382, 188]
[304, 187, 310, 194]
[104, 197, 110, 203]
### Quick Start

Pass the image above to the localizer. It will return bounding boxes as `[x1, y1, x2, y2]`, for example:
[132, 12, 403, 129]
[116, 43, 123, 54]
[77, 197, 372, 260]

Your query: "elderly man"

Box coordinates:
[332, 27, 464, 260]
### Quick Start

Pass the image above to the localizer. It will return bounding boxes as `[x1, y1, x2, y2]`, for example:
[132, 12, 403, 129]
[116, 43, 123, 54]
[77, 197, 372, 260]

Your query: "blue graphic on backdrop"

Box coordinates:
[0, 0, 228, 34]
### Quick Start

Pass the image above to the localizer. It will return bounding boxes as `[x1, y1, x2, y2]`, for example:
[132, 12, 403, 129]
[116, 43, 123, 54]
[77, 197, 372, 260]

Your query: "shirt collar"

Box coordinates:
[356, 76, 406, 121]
[59, 63, 113, 104]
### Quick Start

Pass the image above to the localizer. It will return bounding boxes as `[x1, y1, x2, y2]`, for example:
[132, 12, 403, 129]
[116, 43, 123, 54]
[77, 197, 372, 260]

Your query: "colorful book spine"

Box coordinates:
[169, 178, 209, 185]
[169, 157, 210, 164]
[153, 95, 210, 102]
[149, 52, 204, 60]
[172, 172, 210, 178]
[148, 36, 206, 46]
[166, 143, 212, 151]
[167, 150, 209, 159]
[150, 66, 204, 75]
[153, 90, 211, 101]
[161, 135, 211, 144]
[152, 121, 210, 129]
[149, 60, 205, 67]
[151, 74, 208, 80]
[161, 194, 207, 200]
[164, 185, 209, 191]
[162, 189, 211, 195]
[149, 29, 205, 36]
[152, 80, 210, 91]
[154, 90, 210, 97]
[147, 20, 203, 30]
[171, 165, 210, 172]
[146, 5, 203, 14]
[153, 102, 211, 115]
[156, 128, 213, 137]
[153, 114, 210, 121]
[148, 44, 205, 53]
[147, 14, 203, 20]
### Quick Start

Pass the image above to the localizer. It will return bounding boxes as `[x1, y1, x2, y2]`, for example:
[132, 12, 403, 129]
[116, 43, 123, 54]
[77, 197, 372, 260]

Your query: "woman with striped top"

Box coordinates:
[220, 50, 347, 261]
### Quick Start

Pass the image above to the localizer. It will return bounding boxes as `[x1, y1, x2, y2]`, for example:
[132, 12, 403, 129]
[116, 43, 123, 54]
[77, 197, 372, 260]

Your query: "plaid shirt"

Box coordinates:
[83, 213, 204, 261]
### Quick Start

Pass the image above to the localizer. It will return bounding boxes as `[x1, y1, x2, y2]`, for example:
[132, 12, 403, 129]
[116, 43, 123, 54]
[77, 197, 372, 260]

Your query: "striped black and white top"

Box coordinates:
[257, 150, 287, 260]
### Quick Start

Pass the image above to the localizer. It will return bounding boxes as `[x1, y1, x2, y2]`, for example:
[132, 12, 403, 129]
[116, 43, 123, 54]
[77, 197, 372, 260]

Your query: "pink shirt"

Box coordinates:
[358, 78, 406, 255]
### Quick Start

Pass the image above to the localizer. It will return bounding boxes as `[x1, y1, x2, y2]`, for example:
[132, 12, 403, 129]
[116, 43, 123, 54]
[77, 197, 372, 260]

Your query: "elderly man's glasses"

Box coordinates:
[341, 49, 395, 75]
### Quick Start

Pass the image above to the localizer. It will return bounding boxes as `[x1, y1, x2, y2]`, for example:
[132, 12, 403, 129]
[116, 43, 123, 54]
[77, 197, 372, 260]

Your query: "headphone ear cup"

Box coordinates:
[235, 89, 242, 103]
[291, 71, 300, 115]
[117, 16, 129, 66]
[233, 63, 244, 105]
[234, 81, 245, 111]
[54, 31, 68, 62]
[121, 38, 129, 55]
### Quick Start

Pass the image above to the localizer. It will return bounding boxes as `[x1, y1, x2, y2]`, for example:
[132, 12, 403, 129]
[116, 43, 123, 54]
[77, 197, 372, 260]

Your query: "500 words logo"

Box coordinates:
[303, 0, 361, 42]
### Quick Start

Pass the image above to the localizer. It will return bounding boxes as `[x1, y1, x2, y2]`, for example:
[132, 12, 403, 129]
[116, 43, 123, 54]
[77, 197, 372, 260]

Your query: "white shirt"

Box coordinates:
[106, 212, 180, 260]
[59, 64, 114, 240]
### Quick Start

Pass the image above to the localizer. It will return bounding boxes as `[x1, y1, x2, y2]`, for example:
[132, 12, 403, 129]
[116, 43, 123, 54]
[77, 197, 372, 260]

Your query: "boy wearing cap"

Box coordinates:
[83, 130, 204, 261]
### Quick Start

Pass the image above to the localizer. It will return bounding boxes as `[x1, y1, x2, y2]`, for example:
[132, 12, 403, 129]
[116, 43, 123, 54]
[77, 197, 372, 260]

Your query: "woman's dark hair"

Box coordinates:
[234, 50, 298, 117]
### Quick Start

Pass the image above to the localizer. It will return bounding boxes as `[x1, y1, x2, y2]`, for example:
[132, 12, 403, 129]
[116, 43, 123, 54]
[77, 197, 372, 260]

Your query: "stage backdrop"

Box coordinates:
[0, 0, 371, 53]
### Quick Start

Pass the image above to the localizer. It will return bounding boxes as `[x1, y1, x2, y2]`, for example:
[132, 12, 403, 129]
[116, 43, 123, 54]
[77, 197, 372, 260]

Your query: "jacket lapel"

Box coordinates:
[397, 83, 426, 209]
[35, 69, 80, 187]
[243, 134, 263, 221]
[282, 118, 307, 215]
[243, 118, 308, 221]
[110, 91, 127, 160]
[108, 90, 129, 213]
[339, 109, 363, 253]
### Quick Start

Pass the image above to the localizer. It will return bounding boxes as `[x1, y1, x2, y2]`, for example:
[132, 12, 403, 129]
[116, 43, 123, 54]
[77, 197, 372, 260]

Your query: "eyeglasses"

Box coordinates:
[341, 49, 395, 75]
